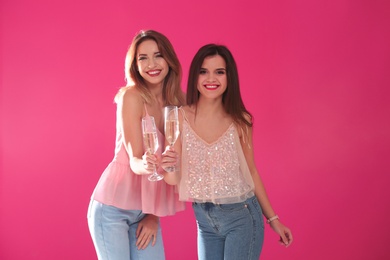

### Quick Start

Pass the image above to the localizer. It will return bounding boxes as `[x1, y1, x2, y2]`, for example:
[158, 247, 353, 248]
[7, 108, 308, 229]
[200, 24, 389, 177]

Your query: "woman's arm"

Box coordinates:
[241, 123, 293, 247]
[119, 87, 161, 249]
[120, 88, 156, 175]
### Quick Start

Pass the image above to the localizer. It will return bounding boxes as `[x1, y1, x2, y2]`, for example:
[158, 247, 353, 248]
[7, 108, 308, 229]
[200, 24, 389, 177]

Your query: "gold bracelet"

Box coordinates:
[266, 215, 279, 224]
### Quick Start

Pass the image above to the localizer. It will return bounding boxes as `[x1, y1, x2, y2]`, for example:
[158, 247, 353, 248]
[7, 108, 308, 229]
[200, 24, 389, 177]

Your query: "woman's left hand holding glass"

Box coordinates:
[142, 151, 158, 174]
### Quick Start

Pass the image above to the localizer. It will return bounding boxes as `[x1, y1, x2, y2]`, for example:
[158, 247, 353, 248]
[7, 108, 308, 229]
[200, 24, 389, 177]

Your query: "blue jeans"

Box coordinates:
[192, 196, 264, 260]
[87, 200, 165, 260]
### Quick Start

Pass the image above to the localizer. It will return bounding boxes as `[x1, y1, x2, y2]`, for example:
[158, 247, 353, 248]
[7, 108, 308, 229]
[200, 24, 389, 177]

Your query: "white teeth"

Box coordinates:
[205, 85, 218, 89]
[148, 70, 160, 75]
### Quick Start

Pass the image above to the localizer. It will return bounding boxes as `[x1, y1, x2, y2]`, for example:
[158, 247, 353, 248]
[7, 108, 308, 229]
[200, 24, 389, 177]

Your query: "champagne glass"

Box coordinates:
[164, 106, 179, 172]
[142, 116, 164, 181]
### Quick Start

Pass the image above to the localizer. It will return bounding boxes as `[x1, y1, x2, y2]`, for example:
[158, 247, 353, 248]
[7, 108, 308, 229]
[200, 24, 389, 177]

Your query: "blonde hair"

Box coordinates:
[115, 30, 185, 106]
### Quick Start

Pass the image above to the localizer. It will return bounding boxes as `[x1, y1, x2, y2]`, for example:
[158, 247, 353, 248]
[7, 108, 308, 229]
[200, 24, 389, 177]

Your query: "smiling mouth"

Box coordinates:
[204, 84, 219, 90]
[147, 70, 161, 76]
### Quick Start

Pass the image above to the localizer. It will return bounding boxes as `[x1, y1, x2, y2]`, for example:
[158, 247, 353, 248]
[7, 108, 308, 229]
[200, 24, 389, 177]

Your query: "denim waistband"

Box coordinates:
[193, 190, 255, 205]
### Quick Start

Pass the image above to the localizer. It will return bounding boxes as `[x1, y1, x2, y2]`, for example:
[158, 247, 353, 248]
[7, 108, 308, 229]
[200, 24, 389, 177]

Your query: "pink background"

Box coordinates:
[1, 0, 390, 259]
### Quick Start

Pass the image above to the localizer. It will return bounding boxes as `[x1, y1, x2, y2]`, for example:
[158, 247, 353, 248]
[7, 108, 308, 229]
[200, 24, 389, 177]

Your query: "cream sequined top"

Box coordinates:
[179, 109, 255, 204]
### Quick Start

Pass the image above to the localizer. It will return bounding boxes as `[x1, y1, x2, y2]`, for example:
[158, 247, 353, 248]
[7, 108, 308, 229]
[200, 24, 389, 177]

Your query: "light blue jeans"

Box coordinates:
[87, 200, 165, 260]
[192, 196, 264, 260]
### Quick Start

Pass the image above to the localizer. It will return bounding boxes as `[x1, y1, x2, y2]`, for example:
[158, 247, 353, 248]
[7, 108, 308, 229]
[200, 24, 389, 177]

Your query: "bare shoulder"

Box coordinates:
[118, 86, 143, 108]
[242, 112, 253, 124]
[237, 113, 254, 147]
[121, 86, 142, 103]
[117, 86, 144, 116]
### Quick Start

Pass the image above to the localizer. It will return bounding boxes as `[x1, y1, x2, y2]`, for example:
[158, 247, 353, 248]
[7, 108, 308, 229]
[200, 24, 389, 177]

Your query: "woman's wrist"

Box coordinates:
[266, 215, 279, 224]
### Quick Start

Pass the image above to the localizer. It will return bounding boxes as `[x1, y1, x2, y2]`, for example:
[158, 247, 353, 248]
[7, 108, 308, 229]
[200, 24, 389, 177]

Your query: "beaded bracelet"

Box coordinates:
[266, 215, 279, 224]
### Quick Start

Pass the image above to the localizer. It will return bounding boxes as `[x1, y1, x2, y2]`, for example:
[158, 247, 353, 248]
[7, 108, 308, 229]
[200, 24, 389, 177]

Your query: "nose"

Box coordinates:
[205, 73, 216, 82]
[147, 58, 157, 68]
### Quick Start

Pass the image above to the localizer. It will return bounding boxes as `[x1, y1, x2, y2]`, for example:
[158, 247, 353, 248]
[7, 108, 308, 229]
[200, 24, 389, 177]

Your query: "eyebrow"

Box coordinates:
[138, 52, 161, 57]
[200, 67, 226, 70]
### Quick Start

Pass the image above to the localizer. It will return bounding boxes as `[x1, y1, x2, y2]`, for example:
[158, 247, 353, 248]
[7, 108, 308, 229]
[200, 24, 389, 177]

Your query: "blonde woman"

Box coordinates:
[88, 30, 185, 260]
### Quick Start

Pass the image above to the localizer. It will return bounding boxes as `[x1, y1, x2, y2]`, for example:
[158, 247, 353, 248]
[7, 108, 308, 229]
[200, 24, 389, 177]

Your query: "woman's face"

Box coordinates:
[136, 39, 169, 87]
[197, 55, 227, 100]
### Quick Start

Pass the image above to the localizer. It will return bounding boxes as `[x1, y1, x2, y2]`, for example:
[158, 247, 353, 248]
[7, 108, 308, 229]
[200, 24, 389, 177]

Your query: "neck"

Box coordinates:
[195, 97, 225, 117]
[147, 84, 163, 103]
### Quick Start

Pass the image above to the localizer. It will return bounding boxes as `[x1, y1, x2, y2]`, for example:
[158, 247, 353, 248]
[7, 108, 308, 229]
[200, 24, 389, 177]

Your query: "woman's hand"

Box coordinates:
[270, 220, 293, 247]
[136, 214, 159, 250]
[161, 146, 178, 172]
[142, 151, 158, 174]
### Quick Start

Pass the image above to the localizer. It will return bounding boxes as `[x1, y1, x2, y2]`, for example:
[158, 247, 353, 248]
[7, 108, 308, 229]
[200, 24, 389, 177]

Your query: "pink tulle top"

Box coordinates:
[91, 105, 185, 217]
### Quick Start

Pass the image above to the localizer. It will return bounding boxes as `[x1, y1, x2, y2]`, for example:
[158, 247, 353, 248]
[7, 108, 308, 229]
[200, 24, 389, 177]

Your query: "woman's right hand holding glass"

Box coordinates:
[161, 145, 178, 172]
[142, 151, 158, 174]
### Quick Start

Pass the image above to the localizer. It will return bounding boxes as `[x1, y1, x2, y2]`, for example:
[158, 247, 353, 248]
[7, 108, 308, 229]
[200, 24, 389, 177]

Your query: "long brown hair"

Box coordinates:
[187, 44, 252, 128]
[115, 30, 185, 106]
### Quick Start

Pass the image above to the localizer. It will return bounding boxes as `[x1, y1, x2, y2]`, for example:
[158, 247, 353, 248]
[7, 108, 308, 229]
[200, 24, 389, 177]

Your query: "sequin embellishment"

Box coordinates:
[183, 122, 252, 201]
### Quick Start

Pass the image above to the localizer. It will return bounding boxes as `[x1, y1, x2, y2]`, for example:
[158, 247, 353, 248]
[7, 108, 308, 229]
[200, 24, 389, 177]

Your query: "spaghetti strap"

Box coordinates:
[179, 107, 189, 122]
[144, 103, 150, 118]
[238, 124, 251, 149]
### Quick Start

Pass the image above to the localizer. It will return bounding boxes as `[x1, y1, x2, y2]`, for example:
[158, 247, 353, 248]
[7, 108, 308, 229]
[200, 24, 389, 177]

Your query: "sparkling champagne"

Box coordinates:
[143, 132, 158, 154]
[165, 119, 179, 145]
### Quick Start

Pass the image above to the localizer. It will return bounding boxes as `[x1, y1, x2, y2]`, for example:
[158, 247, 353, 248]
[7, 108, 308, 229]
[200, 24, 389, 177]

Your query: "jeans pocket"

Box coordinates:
[135, 211, 146, 222]
[250, 197, 263, 215]
[249, 197, 264, 229]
